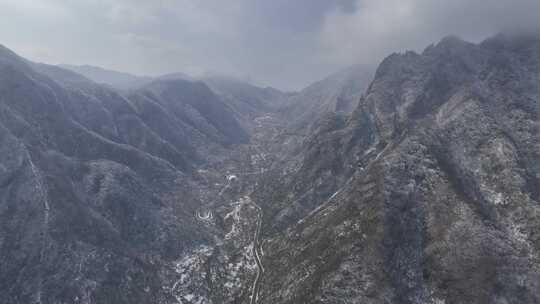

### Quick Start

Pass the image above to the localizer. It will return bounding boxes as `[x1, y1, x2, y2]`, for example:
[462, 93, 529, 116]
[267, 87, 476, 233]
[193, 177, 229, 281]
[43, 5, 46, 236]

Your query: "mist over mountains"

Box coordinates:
[1, 5, 540, 303]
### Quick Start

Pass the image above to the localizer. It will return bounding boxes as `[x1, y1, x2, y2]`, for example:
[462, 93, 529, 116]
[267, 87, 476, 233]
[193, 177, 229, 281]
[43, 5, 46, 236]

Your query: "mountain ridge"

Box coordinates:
[252, 33, 540, 304]
[1, 32, 540, 303]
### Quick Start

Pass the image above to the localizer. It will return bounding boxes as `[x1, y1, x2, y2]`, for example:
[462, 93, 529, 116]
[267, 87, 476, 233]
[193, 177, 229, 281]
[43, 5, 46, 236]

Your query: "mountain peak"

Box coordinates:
[422, 35, 476, 56]
[438, 34, 466, 45]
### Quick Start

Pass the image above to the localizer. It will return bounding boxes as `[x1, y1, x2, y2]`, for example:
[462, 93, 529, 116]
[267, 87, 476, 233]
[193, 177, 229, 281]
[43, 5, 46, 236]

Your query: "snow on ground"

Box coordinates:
[224, 197, 249, 240]
[222, 243, 257, 293]
[170, 245, 213, 304]
[169, 195, 260, 303]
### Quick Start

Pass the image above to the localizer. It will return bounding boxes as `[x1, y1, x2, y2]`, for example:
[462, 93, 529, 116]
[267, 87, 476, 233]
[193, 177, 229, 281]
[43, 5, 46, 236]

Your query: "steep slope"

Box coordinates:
[133, 79, 250, 146]
[203, 76, 289, 119]
[280, 64, 374, 132]
[31, 64, 201, 171]
[34, 62, 256, 166]
[254, 34, 540, 303]
[60, 64, 286, 135]
[0, 45, 243, 303]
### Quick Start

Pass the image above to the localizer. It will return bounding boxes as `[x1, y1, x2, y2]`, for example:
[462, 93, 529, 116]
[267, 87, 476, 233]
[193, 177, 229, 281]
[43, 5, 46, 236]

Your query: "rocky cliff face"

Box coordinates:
[254, 34, 540, 304]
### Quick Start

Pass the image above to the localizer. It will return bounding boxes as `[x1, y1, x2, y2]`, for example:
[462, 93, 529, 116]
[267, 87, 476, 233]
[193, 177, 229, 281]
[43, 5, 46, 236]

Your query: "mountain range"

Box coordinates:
[0, 32, 539, 304]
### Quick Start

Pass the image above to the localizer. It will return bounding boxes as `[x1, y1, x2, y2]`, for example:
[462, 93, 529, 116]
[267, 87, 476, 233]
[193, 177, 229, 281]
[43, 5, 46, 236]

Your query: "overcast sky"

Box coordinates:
[1, 0, 540, 90]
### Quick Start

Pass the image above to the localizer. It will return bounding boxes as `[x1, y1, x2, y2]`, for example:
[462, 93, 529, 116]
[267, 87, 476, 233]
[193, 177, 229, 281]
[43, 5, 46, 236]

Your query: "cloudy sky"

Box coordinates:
[1, 0, 540, 90]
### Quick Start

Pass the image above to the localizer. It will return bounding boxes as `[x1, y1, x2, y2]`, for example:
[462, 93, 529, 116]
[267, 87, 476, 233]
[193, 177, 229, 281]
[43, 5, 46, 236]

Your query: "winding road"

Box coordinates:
[193, 171, 266, 304]
[249, 199, 264, 304]
[27, 154, 50, 304]
[191, 115, 274, 304]
[196, 210, 213, 221]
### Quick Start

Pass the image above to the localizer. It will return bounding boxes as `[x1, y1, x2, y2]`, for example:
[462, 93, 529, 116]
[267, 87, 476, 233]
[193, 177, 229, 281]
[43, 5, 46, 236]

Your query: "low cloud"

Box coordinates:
[319, 0, 540, 68]
[1, 0, 539, 90]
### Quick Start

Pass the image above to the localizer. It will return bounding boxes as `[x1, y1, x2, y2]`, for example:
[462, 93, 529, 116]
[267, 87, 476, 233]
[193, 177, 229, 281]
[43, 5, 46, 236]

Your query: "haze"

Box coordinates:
[1, 0, 540, 90]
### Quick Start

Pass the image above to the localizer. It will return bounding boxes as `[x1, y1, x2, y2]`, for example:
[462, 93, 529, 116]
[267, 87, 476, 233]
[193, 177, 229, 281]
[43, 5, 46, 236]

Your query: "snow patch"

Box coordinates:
[170, 245, 213, 304]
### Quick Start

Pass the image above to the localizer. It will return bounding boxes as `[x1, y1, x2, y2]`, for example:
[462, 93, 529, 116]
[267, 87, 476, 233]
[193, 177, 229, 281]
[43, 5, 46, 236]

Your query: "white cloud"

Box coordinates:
[1, 0, 540, 89]
[318, 0, 540, 68]
[0, 0, 68, 16]
[319, 0, 421, 65]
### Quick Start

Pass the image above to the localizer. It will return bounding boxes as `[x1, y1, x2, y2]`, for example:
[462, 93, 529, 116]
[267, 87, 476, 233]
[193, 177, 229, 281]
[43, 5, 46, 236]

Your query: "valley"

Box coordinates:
[1, 32, 540, 304]
[166, 112, 282, 304]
